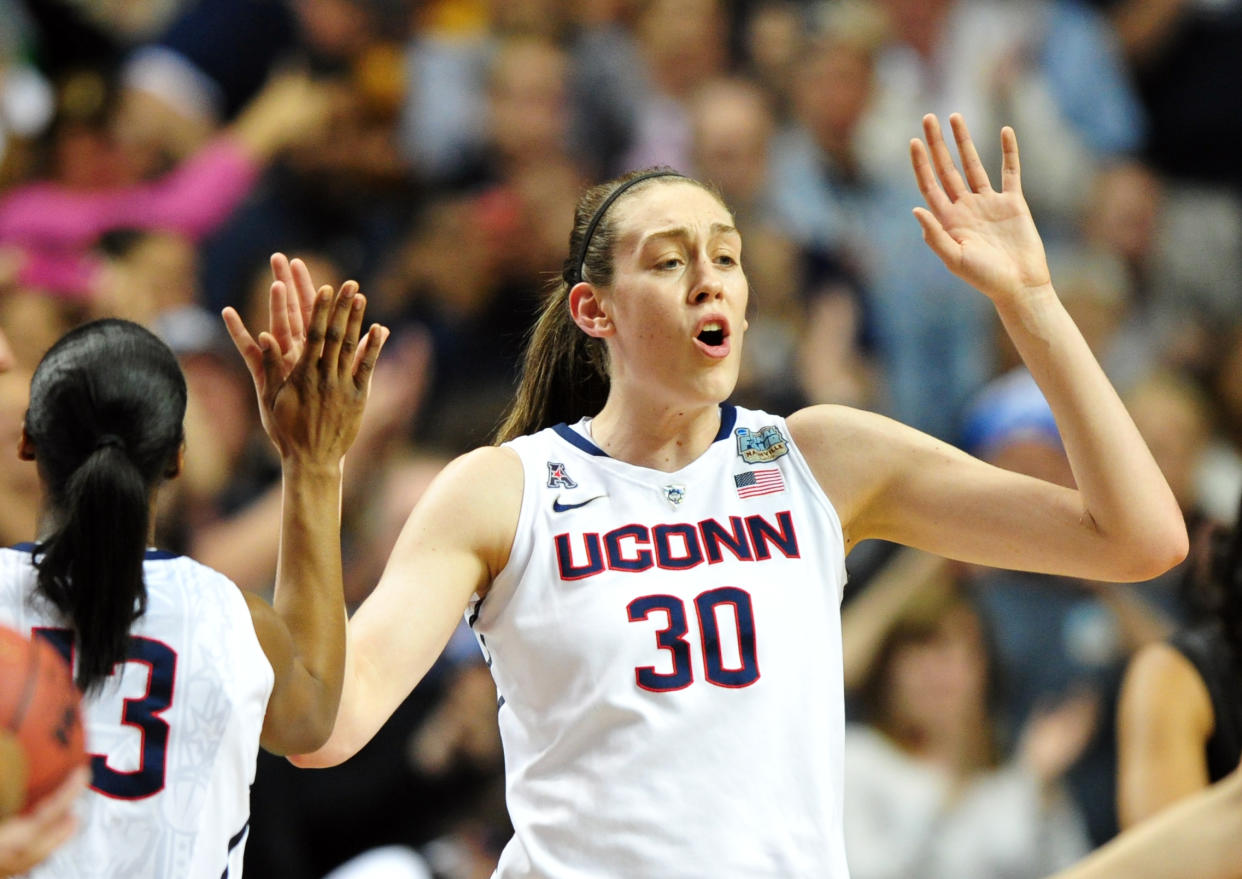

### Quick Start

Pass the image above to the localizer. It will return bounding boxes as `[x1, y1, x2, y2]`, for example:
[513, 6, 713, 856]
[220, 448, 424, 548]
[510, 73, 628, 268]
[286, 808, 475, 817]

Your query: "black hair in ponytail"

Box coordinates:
[24, 319, 186, 692]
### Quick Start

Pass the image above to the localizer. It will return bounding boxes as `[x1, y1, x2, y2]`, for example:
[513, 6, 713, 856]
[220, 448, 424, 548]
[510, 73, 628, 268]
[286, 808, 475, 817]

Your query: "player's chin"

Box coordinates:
[693, 361, 742, 403]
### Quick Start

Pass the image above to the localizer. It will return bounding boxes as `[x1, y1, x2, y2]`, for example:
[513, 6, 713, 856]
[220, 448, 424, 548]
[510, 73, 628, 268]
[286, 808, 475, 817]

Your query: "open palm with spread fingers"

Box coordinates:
[222, 259, 388, 467]
[910, 113, 1052, 304]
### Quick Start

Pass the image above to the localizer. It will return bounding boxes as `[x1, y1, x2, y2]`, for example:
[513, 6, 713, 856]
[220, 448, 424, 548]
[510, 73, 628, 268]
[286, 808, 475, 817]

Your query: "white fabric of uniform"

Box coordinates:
[0, 546, 273, 879]
[469, 404, 850, 878]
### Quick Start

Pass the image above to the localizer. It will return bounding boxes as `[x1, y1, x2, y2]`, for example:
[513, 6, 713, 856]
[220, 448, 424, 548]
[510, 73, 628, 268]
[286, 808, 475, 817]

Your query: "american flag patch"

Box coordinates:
[734, 468, 784, 498]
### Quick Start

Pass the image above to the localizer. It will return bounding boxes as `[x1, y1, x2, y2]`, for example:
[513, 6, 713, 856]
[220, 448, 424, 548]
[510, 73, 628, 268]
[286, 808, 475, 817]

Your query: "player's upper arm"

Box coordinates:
[243, 591, 323, 754]
[787, 404, 1157, 581]
[1116, 642, 1213, 829]
[295, 444, 523, 766]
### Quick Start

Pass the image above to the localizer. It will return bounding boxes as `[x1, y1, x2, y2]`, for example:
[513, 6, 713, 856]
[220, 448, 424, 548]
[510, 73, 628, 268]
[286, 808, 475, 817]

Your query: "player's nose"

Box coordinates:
[688, 256, 725, 304]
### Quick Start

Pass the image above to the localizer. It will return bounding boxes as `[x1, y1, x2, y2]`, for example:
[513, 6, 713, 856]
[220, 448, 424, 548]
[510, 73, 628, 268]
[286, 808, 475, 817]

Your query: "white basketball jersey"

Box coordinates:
[0, 546, 273, 879]
[469, 405, 851, 878]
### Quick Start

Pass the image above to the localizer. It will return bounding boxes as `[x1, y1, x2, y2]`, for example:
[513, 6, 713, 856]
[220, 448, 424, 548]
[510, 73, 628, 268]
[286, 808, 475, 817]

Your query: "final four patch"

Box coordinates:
[547, 462, 578, 489]
[735, 425, 789, 464]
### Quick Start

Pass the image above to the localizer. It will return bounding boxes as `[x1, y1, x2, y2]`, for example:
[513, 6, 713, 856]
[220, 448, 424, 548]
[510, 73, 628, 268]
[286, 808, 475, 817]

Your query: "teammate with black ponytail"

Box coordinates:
[0, 259, 387, 879]
[22, 318, 188, 693]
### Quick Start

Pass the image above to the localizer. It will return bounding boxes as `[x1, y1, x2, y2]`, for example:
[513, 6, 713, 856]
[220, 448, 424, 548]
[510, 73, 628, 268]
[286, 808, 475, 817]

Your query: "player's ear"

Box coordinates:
[17, 424, 34, 461]
[569, 282, 613, 338]
[164, 441, 185, 479]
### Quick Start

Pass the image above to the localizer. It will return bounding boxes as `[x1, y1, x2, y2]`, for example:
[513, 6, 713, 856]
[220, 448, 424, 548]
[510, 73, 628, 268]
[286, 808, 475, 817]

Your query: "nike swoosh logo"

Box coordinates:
[552, 495, 606, 513]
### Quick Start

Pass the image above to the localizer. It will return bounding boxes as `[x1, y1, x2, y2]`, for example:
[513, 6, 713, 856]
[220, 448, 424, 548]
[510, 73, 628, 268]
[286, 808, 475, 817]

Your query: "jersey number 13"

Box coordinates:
[34, 627, 176, 800]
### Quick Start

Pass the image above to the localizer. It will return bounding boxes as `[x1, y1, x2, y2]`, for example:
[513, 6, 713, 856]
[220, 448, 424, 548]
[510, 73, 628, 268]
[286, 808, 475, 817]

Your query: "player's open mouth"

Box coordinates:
[694, 317, 731, 357]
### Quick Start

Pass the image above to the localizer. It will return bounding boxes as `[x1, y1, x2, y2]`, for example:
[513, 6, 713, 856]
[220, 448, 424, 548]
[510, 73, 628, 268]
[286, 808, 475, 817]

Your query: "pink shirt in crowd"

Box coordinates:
[0, 137, 260, 299]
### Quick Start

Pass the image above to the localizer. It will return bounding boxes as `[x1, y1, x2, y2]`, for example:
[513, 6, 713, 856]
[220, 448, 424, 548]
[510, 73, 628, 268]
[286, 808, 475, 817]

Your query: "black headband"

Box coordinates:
[570, 170, 686, 285]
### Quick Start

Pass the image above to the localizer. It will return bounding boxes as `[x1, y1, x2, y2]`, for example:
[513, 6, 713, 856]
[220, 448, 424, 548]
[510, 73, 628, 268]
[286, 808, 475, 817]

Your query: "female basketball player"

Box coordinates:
[0, 277, 386, 878]
[246, 114, 1186, 877]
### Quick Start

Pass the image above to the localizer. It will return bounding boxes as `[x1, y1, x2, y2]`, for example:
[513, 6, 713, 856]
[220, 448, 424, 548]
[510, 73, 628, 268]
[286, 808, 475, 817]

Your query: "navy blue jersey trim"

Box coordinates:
[220, 819, 250, 879]
[552, 422, 608, 456]
[553, 403, 738, 457]
[11, 542, 180, 560]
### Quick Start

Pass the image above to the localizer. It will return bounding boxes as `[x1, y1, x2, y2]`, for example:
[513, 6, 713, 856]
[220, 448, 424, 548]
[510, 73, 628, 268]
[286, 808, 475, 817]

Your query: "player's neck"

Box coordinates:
[589, 397, 723, 472]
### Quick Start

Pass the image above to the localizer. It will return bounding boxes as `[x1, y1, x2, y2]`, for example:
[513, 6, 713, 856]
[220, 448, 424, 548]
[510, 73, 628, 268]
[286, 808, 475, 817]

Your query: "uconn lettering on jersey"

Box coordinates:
[554, 510, 800, 580]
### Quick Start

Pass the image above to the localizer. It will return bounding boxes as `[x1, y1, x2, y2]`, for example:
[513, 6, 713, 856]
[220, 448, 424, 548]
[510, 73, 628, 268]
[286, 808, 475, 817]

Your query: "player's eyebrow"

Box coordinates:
[637, 222, 739, 249]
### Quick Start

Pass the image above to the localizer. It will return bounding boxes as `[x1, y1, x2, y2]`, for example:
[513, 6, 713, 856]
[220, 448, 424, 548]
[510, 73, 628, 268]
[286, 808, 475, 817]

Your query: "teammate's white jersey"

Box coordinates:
[0, 545, 273, 879]
[469, 405, 850, 878]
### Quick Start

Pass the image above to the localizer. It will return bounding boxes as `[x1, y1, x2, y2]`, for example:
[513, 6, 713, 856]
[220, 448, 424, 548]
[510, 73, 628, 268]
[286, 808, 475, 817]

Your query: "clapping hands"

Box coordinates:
[222, 254, 389, 468]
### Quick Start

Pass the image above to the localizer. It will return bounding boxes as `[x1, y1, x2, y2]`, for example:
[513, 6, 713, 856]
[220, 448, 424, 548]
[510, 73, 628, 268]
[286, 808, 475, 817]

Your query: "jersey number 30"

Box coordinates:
[34, 628, 177, 800]
[627, 587, 759, 691]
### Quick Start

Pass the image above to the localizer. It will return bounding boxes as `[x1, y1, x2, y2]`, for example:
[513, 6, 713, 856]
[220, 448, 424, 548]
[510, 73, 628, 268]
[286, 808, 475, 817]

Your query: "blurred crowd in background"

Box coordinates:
[1, 0, 1241, 877]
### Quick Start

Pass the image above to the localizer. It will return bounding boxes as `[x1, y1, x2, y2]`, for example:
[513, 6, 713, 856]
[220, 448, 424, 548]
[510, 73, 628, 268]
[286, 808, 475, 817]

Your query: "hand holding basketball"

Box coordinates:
[0, 625, 86, 815]
[0, 760, 87, 877]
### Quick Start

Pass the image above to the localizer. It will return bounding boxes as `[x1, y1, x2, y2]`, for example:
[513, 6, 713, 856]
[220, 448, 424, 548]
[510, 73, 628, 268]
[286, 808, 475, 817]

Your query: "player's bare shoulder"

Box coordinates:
[405, 444, 524, 581]
[787, 404, 921, 540]
[444, 443, 520, 468]
[787, 403, 893, 453]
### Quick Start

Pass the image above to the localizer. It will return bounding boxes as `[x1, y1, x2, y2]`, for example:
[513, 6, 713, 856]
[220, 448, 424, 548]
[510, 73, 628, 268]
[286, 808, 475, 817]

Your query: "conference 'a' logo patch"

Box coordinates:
[547, 461, 578, 489]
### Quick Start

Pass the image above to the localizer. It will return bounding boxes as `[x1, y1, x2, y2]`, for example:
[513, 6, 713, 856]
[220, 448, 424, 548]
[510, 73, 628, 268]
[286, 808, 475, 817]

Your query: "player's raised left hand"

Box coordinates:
[909, 113, 1053, 306]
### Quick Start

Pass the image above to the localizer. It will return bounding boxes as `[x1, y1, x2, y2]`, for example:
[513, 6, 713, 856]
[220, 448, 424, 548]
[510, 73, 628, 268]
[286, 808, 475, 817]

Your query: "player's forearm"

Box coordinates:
[287, 637, 382, 768]
[290, 574, 466, 768]
[272, 461, 348, 734]
[995, 287, 1186, 580]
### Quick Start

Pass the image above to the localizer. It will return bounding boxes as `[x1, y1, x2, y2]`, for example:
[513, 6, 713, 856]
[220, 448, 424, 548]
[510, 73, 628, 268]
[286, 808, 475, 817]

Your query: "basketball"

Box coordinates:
[0, 624, 86, 814]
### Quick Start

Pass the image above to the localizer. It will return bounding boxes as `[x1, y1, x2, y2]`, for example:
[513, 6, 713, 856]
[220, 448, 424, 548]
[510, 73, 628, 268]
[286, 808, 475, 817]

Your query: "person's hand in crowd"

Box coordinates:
[0, 249, 23, 293]
[1019, 689, 1100, 787]
[229, 72, 343, 162]
[407, 663, 503, 777]
[349, 326, 432, 462]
